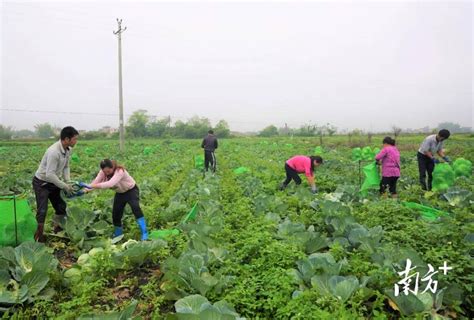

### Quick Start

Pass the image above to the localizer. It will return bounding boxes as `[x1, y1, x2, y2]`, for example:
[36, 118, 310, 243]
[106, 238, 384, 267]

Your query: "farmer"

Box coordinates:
[375, 137, 400, 198]
[279, 155, 323, 194]
[87, 159, 148, 240]
[417, 129, 451, 191]
[33, 126, 79, 242]
[201, 129, 218, 172]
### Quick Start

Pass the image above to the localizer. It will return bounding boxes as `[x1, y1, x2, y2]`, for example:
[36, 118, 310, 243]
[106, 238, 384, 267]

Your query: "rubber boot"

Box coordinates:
[136, 217, 148, 241]
[113, 226, 123, 238]
[278, 182, 287, 191]
[34, 223, 46, 243]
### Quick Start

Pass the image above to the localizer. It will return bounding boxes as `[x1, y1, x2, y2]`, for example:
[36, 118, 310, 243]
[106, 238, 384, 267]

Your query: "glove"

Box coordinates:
[311, 186, 318, 194]
[432, 158, 440, 164]
[442, 156, 450, 163]
[78, 181, 92, 189]
[63, 184, 75, 197]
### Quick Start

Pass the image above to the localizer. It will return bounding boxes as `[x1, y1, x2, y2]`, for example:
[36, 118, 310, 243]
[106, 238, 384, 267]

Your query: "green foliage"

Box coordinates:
[1, 135, 472, 318]
[34, 123, 56, 139]
[0, 125, 14, 140]
[0, 242, 57, 310]
[174, 294, 242, 320]
[77, 300, 138, 319]
[258, 125, 279, 137]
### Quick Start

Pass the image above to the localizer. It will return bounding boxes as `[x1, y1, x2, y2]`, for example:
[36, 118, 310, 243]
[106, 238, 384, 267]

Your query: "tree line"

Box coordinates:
[0, 110, 470, 141]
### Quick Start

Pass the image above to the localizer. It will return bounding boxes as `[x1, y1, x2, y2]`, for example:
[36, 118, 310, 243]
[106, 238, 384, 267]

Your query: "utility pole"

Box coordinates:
[114, 19, 126, 153]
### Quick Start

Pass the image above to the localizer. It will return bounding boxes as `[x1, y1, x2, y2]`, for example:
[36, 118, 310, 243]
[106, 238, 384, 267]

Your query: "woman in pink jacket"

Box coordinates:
[88, 159, 148, 240]
[375, 137, 401, 198]
[279, 155, 323, 193]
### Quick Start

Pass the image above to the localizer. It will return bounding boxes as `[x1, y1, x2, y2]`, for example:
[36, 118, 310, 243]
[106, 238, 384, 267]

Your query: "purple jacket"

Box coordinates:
[375, 146, 400, 177]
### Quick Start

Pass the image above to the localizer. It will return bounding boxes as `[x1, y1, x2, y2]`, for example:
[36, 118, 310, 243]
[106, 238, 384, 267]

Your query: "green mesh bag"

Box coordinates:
[432, 163, 455, 191]
[0, 196, 37, 247]
[452, 158, 472, 178]
[360, 162, 380, 195]
[361, 146, 375, 161]
[402, 202, 449, 221]
[233, 167, 250, 175]
[194, 155, 204, 169]
[149, 228, 180, 240]
[182, 203, 199, 224]
[352, 148, 362, 161]
[314, 146, 324, 155]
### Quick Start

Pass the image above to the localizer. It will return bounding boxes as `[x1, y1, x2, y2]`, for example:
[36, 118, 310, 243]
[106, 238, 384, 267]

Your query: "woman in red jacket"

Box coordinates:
[279, 155, 323, 193]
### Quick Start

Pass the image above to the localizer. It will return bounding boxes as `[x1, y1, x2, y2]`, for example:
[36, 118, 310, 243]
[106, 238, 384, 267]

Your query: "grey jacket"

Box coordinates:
[201, 134, 218, 152]
[35, 140, 71, 189]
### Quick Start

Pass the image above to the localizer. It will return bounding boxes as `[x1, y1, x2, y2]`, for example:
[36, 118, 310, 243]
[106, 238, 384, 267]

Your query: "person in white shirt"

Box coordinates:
[33, 126, 79, 242]
[417, 129, 451, 191]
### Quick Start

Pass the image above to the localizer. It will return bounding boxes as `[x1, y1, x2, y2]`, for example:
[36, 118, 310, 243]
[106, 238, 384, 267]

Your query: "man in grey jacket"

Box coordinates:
[417, 129, 450, 191]
[201, 130, 218, 173]
[32, 126, 79, 242]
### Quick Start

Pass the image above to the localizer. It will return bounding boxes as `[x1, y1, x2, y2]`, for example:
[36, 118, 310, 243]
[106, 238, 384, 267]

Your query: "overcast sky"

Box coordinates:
[1, 0, 472, 132]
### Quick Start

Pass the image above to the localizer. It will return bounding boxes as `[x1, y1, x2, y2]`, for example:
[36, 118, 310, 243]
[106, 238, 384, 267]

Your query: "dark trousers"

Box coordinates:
[283, 163, 302, 186]
[32, 176, 67, 224]
[417, 152, 434, 191]
[204, 150, 216, 172]
[112, 185, 144, 227]
[380, 176, 399, 194]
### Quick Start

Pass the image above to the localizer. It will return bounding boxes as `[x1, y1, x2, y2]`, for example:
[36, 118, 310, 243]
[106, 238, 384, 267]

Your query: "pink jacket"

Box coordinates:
[286, 156, 313, 177]
[91, 168, 136, 193]
[375, 146, 400, 177]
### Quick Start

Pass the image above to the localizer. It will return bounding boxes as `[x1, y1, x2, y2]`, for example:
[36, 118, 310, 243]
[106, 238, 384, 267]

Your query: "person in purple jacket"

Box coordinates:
[375, 137, 401, 198]
[279, 155, 323, 193]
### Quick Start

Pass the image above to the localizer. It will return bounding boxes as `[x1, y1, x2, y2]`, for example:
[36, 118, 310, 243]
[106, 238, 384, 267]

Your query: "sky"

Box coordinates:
[1, 0, 472, 132]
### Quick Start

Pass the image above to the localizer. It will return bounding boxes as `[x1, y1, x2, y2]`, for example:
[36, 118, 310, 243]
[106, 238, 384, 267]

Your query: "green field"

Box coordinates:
[0, 134, 473, 319]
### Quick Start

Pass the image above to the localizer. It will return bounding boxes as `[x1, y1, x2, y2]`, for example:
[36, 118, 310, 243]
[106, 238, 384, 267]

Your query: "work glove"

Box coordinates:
[311, 186, 318, 194]
[442, 156, 450, 163]
[78, 182, 92, 189]
[432, 158, 440, 164]
[63, 184, 75, 197]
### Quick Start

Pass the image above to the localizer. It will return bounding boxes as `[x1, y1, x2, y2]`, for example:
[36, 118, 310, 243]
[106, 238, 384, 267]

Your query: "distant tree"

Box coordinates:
[437, 122, 471, 133]
[392, 126, 402, 138]
[81, 131, 105, 140]
[367, 132, 373, 143]
[13, 129, 35, 139]
[35, 123, 56, 139]
[326, 123, 337, 136]
[0, 125, 13, 140]
[148, 117, 171, 137]
[316, 123, 337, 145]
[295, 124, 316, 136]
[126, 110, 150, 137]
[214, 120, 230, 138]
[259, 125, 279, 137]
